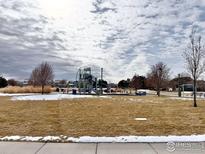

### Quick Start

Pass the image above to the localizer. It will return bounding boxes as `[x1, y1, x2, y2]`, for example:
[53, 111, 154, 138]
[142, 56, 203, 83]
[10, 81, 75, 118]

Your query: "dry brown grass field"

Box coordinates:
[0, 86, 53, 93]
[0, 95, 204, 137]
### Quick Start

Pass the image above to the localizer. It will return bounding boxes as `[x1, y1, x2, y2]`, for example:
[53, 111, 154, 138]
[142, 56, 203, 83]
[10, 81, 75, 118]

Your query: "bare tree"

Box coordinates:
[29, 67, 39, 86]
[183, 28, 205, 107]
[7, 79, 18, 86]
[147, 62, 170, 96]
[29, 62, 54, 94]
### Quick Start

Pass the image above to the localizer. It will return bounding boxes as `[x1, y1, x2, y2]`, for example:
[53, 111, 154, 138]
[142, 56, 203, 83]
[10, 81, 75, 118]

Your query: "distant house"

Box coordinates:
[17, 79, 29, 87]
[169, 76, 192, 91]
[23, 79, 29, 86]
[181, 84, 193, 92]
[53, 80, 68, 88]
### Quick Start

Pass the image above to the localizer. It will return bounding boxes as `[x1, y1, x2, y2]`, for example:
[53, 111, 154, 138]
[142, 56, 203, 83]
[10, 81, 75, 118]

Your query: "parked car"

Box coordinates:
[136, 91, 146, 96]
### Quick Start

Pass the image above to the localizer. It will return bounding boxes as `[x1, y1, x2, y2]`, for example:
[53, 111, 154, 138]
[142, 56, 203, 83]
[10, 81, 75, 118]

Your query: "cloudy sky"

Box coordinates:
[1, 0, 205, 82]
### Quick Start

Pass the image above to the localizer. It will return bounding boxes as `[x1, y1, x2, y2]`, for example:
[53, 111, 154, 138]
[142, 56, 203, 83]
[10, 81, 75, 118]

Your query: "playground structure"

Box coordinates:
[76, 67, 103, 94]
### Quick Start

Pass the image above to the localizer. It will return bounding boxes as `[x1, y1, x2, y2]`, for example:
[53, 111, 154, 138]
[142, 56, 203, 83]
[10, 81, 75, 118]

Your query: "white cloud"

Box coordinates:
[0, 0, 205, 82]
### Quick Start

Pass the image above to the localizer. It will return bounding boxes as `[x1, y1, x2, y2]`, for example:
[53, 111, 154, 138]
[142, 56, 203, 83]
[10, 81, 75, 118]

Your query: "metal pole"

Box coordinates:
[90, 68, 92, 94]
[79, 69, 81, 94]
[100, 68, 103, 95]
[178, 74, 181, 97]
[95, 77, 97, 95]
[83, 69, 86, 94]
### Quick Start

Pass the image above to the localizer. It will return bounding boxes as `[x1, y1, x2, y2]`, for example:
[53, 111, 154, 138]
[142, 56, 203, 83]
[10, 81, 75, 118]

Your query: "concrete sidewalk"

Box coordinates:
[0, 142, 204, 154]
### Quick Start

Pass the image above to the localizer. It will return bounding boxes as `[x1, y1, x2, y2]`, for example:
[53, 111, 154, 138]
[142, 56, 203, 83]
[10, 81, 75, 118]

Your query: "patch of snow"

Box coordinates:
[67, 135, 205, 143]
[0, 136, 22, 141]
[42, 136, 61, 141]
[20, 136, 43, 142]
[11, 94, 111, 101]
[99, 96, 110, 98]
[135, 118, 147, 121]
[0, 135, 205, 142]
[0, 93, 36, 96]
[170, 97, 195, 101]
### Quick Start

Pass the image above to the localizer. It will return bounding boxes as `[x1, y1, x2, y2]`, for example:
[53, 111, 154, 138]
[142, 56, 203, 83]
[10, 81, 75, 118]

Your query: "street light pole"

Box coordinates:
[178, 74, 181, 97]
[100, 68, 103, 95]
[157, 68, 162, 96]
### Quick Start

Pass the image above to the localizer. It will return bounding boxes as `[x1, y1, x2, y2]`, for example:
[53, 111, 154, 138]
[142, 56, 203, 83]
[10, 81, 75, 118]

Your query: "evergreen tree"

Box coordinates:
[0, 76, 8, 88]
